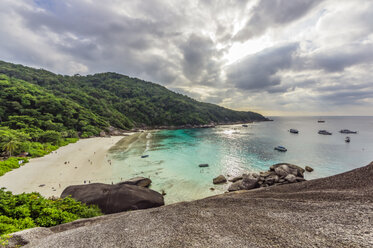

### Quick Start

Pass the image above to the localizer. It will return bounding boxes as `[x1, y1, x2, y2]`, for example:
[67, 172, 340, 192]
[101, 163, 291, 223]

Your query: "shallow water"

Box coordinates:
[109, 116, 373, 204]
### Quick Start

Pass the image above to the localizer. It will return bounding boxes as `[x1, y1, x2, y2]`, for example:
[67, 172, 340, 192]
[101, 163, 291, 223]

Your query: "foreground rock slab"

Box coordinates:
[14, 162, 373, 248]
[61, 183, 164, 214]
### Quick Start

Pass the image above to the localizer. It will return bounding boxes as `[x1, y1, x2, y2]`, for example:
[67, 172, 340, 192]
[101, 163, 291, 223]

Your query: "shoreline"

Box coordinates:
[0, 135, 135, 198]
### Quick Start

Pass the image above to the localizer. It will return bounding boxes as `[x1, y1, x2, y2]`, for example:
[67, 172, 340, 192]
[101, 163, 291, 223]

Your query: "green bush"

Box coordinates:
[0, 157, 28, 176]
[0, 189, 102, 235]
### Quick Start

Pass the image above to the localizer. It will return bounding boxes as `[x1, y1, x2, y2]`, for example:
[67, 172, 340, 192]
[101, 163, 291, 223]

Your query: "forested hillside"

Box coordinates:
[0, 60, 267, 130]
[0, 60, 267, 165]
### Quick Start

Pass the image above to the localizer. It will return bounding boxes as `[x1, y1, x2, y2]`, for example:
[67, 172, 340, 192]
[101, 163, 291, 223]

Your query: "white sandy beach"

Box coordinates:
[0, 135, 132, 198]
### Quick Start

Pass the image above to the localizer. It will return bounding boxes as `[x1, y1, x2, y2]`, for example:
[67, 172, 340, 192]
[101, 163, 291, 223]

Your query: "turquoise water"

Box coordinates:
[110, 116, 373, 204]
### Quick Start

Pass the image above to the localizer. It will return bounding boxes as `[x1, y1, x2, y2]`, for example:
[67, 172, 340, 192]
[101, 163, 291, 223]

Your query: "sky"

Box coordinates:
[0, 0, 372, 116]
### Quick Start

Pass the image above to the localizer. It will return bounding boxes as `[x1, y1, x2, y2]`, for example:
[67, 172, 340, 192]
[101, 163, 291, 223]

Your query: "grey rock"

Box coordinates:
[228, 176, 243, 182]
[213, 175, 227, 184]
[285, 174, 297, 183]
[273, 163, 305, 177]
[118, 177, 152, 187]
[228, 180, 243, 192]
[296, 177, 306, 182]
[305, 166, 314, 172]
[7, 227, 53, 248]
[241, 174, 259, 190]
[61, 183, 164, 214]
[274, 165, 290, 177]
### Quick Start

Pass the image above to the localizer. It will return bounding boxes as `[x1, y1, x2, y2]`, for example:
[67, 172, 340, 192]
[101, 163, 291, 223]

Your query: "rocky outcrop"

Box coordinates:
[305, 166, 314, 172]
[118, 177, 152, 187]
[213, 175, 227, 184]
[228, 163, 306, 192]
[61, 183, 164, 214]
[16, 162, 373, 248]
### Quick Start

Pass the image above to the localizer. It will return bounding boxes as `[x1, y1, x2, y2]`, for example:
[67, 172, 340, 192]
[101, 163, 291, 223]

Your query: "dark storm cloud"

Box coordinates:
[234, 0, 325, 42]
[227, 43, 299, 90]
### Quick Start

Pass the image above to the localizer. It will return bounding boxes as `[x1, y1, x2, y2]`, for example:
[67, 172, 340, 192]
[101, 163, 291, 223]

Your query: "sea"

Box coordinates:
[109, 116, 373, 204]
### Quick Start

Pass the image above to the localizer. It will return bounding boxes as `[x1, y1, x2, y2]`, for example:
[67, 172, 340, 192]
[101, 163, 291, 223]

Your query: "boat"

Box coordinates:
[345, 137, 350, 143]
[274, 146, 287, 152]
[141, 155, 149, 158]
[318, 130, 332, 135]
[339, 129, 358, 134]
[289, 129, 299, 134]
[242, 124, 248, 127]
[317, 120, 325, 123]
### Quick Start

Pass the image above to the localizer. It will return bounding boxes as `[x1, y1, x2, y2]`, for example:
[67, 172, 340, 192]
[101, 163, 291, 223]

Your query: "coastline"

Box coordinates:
[0, 135, 134, 198]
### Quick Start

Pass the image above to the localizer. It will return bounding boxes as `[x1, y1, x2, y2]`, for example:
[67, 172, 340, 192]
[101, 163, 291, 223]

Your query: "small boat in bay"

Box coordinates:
[317, 120, 325, 123]
[289, 129, 299, 134]
[318, 130, 332, 135]
[141, 155, 149, 158]
[242, 124, 248, 127]
[340, 129, 358, 134]
[274, 146, 287, 152]
[345, 137, 350, 143]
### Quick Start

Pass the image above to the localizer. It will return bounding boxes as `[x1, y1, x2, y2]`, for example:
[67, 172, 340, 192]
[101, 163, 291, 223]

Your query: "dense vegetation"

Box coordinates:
[0, 60, 267, 130]
[0, 188, 101, 237]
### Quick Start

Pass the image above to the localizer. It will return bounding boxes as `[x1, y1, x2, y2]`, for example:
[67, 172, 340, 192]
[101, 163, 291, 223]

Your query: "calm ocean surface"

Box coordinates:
[110, 116, 373, 204]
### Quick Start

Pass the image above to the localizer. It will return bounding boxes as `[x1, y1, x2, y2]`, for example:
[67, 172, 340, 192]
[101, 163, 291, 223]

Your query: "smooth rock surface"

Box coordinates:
[61, 183, 164, 214]
[118, 177, 152, 187]
[19, 162, 373, 248]
[213, 175, 227, 184]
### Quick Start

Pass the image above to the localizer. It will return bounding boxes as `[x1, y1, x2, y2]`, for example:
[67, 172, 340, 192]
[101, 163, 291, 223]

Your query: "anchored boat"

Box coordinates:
[340, 129, 358, 134]
[274, 146, 287, 152]
[318, 130, 332, 135]
[289, 129, 299, 134]
[345, 137, 351, 143]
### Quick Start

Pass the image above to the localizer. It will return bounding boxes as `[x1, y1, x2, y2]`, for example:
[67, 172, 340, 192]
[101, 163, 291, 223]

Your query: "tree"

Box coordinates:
[2, 139, 20, 156]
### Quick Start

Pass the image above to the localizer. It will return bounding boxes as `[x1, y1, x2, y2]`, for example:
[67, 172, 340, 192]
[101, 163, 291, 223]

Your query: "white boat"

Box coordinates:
[318, 130, 332, 135]
[274, 146, 287, 152]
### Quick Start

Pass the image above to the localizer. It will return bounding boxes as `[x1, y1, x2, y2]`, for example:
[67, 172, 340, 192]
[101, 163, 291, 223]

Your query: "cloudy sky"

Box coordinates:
[1, 0, 372, 116]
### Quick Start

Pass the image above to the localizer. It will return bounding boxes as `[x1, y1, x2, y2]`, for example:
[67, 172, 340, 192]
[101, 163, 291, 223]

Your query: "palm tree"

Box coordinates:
[2, 139, 19, 157]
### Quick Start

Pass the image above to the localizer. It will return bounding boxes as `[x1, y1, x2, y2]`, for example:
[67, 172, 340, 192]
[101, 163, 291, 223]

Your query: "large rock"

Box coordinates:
[285, 174, 297, 183]
[305, 166, 314, 172]
[228, 176, 243, 182]
[241, 174, 259, 190]
[213, 175, 227, 184]
[118, 177, 152, 187]
[272, 163, 305, 177]
[16, 162, 373, 248]
[61, 183, 164, 214]
[228, 180, 243, 192]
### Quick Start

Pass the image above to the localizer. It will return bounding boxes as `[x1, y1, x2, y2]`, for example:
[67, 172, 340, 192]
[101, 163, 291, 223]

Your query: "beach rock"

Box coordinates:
[295, 177, 306, 182]
[61, 183, 164, 214]
[241, 174, 259, 190]
[274, 165, 290, 177]
[229, 176, 243, 182]
[272, 163, 305, 177]
[264, 174, 279, 185]
[199, 164, 209, 168]
[259, 171, 272, 177]
[305, 166, 314, 172]
[119, 177, 152, 187]
[228, 180, 243, 192]
[284, 174, 297, 183]
[213, 175, 227, 184]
